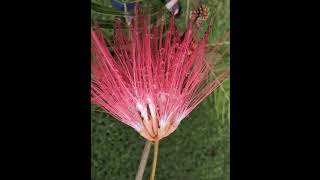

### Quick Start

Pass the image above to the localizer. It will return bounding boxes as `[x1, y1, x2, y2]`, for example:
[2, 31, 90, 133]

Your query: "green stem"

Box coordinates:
[185, 0, 190, 27]
[149, 140, 159, 180]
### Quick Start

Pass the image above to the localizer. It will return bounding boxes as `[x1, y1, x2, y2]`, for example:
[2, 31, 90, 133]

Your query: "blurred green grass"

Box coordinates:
[91, 0, 230, 179]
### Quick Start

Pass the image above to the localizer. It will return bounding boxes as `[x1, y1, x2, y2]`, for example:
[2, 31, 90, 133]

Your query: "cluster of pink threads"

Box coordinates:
[91, 8, 229, 141]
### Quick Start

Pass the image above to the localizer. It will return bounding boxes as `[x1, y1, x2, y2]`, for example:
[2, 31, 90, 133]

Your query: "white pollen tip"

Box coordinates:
[174, 9, 179, 15]
[165, 0, 178, 10]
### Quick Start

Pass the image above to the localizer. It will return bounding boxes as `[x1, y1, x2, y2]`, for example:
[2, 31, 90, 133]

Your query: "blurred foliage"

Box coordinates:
[91, 0, 230, 179]
[91, 0, 166, 37]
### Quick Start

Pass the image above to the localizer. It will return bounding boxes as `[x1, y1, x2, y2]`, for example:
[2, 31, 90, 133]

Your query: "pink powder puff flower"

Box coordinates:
[91, 8, 229, 141]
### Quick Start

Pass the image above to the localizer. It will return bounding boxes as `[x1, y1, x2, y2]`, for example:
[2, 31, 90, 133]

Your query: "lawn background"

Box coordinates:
[91, 0, 230, 179]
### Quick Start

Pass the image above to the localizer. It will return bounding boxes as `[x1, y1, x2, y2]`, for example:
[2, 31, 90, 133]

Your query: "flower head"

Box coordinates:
[91, 7, 229, 141]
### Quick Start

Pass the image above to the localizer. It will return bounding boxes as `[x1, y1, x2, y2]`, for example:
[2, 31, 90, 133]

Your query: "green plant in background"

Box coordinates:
[91, 0, 166, 37]
[91, 0, 230, 179]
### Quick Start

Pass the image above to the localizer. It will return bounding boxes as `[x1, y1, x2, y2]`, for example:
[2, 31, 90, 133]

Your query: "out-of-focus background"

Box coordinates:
[91, 0, 230, 179]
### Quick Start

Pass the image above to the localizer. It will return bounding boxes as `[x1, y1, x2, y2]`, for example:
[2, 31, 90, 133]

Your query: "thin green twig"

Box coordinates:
[185, 0, 190, 27]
